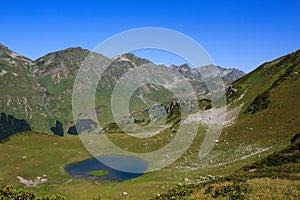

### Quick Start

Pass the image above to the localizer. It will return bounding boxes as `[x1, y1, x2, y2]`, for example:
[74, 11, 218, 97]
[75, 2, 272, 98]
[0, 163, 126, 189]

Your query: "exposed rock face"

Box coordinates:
[67, 119, 98, 135]
[149, 104, 166, 122]
[169, 64, 194, 79]
[223, 68, 245, 81]
[166, 100, 180, 114]
[170, 64, 245, 81]
[0, 112, 31, 141]
[0, 43, 246, 138]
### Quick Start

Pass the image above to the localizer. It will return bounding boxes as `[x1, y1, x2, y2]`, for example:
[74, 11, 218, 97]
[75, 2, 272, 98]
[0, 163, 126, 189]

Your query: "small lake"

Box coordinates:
[64, 155, 148, 182]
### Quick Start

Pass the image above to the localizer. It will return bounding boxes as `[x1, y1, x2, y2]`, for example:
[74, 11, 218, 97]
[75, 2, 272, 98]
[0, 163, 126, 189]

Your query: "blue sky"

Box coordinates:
[1, 0, 299, 72]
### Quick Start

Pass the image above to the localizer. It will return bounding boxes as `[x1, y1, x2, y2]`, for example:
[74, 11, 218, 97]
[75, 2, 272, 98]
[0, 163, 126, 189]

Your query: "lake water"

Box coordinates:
[64, 155, 148, 182]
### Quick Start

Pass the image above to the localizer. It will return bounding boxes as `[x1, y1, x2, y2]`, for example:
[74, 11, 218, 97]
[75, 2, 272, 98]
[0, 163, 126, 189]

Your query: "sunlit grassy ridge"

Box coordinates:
[203, 49, 300, 167]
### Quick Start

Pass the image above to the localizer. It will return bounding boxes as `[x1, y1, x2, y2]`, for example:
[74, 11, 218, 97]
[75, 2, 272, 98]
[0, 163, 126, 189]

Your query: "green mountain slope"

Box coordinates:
[204, 49, 300, 166]
[1, 44, 242, 137]
[0, 45, 299, 199]
[152, 133, 300, 200]
[0, 44, 51, 131]
[33, 47, 91, 126]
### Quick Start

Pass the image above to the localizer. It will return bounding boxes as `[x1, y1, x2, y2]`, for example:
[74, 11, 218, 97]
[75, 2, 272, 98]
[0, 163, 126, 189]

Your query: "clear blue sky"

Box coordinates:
[1, 0, 299, 72]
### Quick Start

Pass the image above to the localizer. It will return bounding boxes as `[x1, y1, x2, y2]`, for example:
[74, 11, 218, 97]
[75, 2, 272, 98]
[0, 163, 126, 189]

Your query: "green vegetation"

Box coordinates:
[1, 45, 300, 199]
[0, 44, 242, 135]
[198, 98, 212, 110]
[0, 185, 64, 200]
[205, 181, 250, 199]
[89, 170, 108, 177]
[236, 136, 300, 180]
[0, 132, 181, 199]
[213, 49, 300, 168]
[1, 127, 299, 199]
[245, 91, 271, 114]
[152, 134, 300, 199]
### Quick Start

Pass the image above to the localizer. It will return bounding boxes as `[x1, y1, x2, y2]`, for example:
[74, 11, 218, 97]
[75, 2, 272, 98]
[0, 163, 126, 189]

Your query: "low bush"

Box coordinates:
[0, 185, 64, 200]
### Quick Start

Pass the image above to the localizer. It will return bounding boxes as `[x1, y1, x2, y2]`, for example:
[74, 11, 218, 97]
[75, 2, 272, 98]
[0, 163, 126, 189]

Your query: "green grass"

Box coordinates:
[0, 132, 178, 199]
[1, 118, 300, 200]
[89, 170, 108, 177]
[154, 138, 300, 199]
[1, 49, 300, 198]
[0, 130, 268, 200]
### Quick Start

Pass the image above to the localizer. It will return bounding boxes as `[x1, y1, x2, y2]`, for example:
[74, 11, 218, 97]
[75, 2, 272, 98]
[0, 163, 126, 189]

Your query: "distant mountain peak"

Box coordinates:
[113, 53, 152, 66]
[1, 42, 299, 142]
[170, 63, 245, 81]
[215, 65, 246, 81]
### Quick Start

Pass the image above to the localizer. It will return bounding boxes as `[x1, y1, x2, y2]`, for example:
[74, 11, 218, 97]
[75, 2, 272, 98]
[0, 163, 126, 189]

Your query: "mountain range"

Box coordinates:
[0, 43, 244, 139]
[1, 43, 300, 199]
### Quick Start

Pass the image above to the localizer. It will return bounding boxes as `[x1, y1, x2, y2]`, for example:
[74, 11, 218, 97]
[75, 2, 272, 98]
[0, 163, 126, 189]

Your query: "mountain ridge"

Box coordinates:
[170, 63, 245, 81]
[1, 43, 300, 199]
[1, 42, 244, 139]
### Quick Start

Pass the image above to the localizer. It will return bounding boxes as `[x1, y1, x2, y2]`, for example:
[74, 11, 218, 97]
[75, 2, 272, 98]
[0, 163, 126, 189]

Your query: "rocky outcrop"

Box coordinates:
[67, 119, 98, 135]
[166, 100, 180, 115]
[170, 64, 245, 81]
[0, 43, 246, 136]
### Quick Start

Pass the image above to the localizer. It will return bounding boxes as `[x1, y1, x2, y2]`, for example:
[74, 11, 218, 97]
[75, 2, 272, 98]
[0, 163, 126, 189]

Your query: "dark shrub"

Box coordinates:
[50, 120, 64, 136]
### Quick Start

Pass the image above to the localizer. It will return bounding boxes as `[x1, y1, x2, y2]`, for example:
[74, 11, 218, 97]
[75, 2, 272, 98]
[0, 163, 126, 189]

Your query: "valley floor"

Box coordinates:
[0, 132, 299, 199]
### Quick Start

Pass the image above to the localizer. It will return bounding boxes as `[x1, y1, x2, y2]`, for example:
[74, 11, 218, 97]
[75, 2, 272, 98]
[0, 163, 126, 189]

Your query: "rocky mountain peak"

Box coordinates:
[170, 63, 245, 81]
[113, 53, 152, 66]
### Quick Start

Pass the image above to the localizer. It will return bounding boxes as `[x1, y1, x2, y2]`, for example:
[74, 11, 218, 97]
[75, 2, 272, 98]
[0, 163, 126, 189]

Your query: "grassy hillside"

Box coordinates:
[1, 45, 300, 199]
[0, 44, 52, 131]
[33, 47, 90, 124]
[1, 43, 243, 136]
[0, 45, 210, 134]
[201, 49, 300, 167]
[152, 134, 300, 199]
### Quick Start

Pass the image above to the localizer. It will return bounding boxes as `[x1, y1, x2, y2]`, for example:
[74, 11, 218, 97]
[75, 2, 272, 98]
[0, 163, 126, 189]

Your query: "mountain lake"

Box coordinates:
[64, 155, 148, 182]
